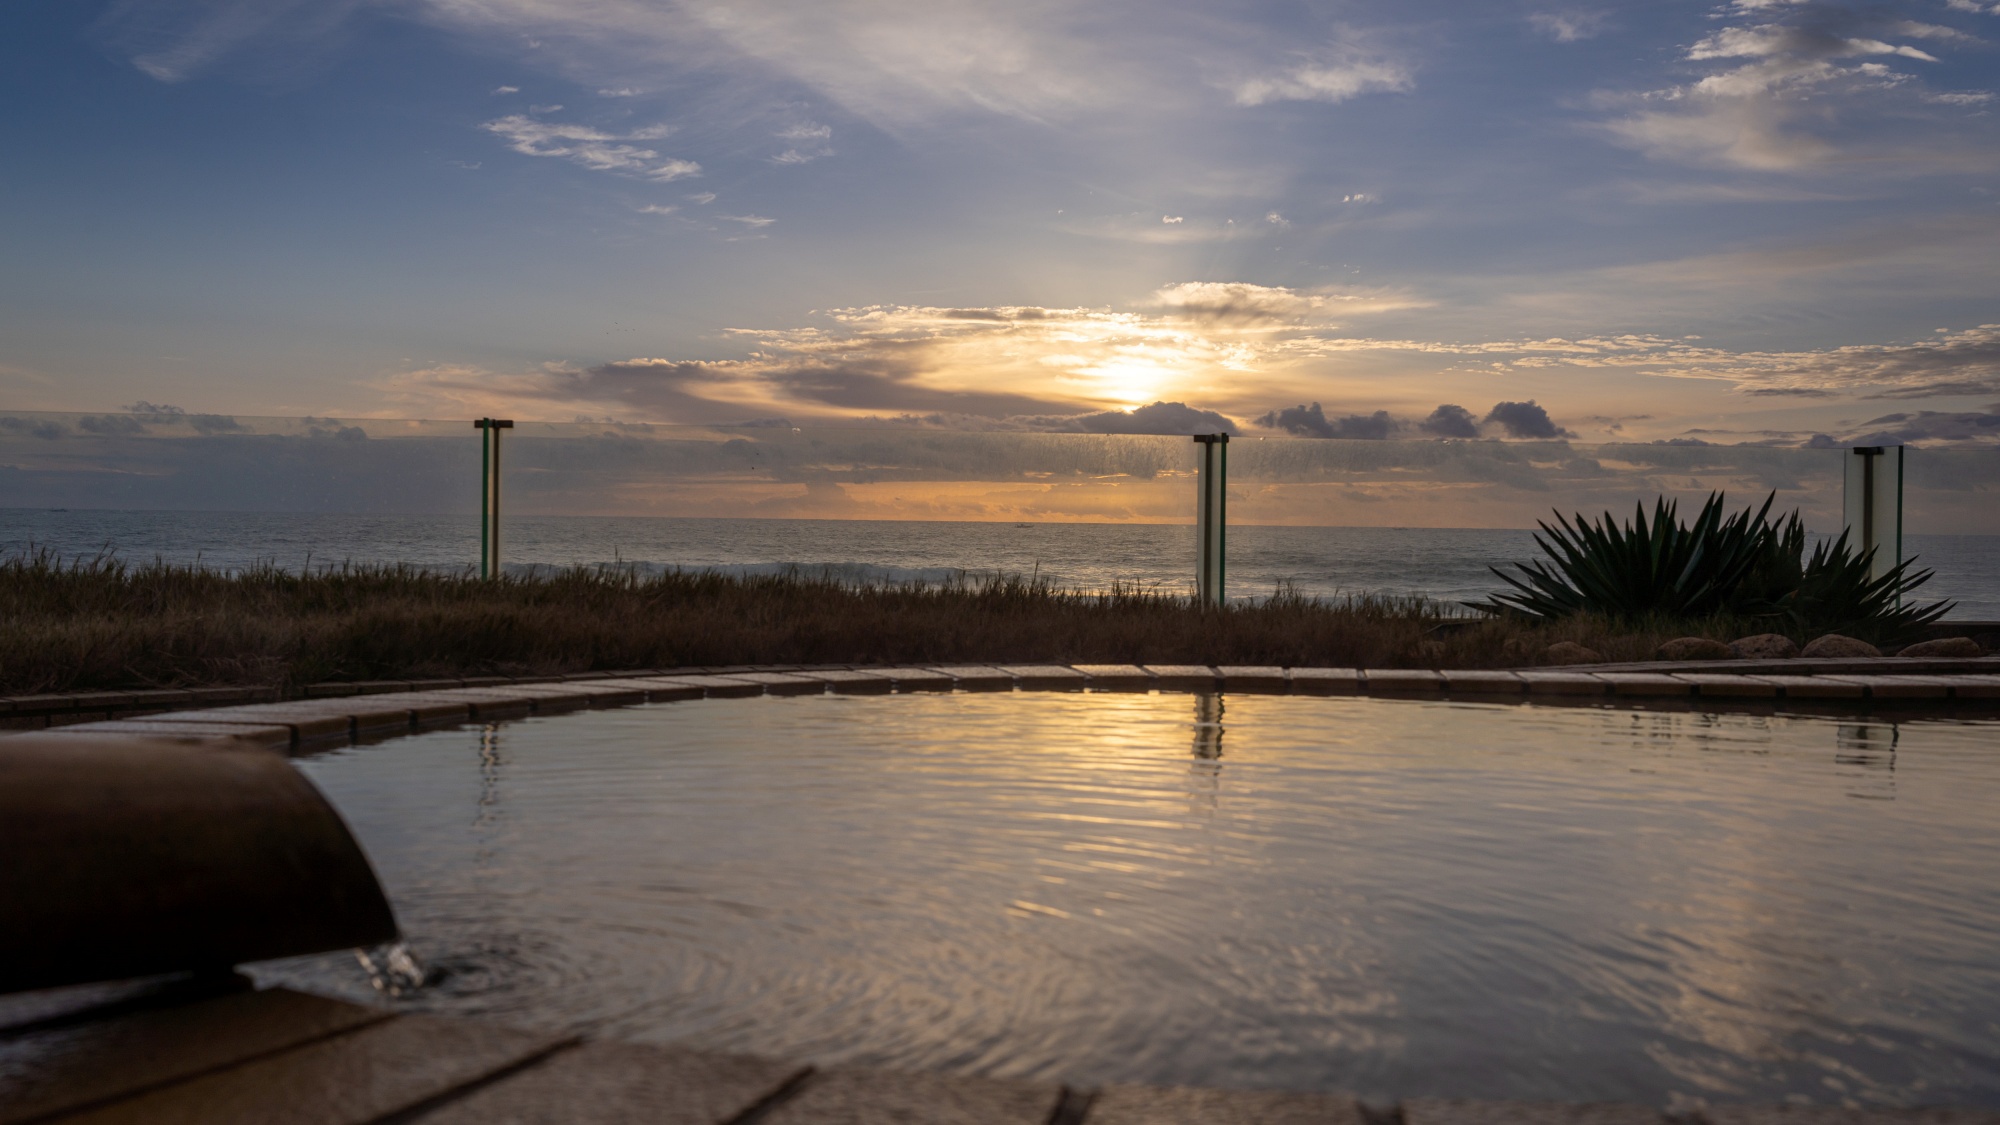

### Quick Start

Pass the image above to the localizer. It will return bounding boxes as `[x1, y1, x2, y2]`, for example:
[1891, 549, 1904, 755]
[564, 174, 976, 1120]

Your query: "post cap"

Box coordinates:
[473, 418, 516, 429]
[1192, 433, 1230, 444]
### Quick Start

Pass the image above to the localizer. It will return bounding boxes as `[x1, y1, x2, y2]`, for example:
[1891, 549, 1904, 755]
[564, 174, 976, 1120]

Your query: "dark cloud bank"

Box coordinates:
[1253, 400, 1575, 440]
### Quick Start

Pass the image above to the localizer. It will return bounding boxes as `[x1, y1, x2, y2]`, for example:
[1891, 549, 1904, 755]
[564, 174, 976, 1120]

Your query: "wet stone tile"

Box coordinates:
[1089, 1083, 1365, 1125]
[1287, 668, 1361, 695]
[1405, 1101, 1668, 1125]
[760, 1067, 1059, 1125]
[415, 1040, 804, 1125]
[1073, 665, 1155, 690]
[0, 987, 387, 1125]
[923, 666, 1016, 692]
[1215, 666, 1289, 693]
[1700, 1107, 2000, 1125]
[880, 668, 957, 691]
[58, 1014, 567, 1125]
[1364, 670, 1445, 694]
[1143, 665, 1221, 691]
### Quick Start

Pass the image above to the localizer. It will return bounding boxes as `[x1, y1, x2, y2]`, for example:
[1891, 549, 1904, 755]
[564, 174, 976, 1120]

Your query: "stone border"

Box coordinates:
[9, 661, 2000, 751]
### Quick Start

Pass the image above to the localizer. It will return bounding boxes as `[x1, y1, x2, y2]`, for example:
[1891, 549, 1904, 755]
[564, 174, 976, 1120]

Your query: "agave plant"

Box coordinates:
[1772, 529, 1952, 642]
[1472, 492, 1780, 621]
[1472, 491, 1952, 641]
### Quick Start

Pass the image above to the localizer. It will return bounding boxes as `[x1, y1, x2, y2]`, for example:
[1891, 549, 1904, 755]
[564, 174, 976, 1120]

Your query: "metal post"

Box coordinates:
[474, 419, 514, 579]
[1193, 433, 1229, 607]
[1842, 445, 1904, 596]
[477, 420, 490, 579]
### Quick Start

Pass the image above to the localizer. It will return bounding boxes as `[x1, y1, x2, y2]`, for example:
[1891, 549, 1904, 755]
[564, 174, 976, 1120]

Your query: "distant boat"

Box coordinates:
[1014, 523, 1034, 528]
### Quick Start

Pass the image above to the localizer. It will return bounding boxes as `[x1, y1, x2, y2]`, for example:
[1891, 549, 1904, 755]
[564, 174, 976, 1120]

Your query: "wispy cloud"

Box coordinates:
[481, 114, 700, 181]
[1530, 12, 1606, 43]
[1150, 281, 1425, 324]
[1231, 49, 1410, 106]
[1594, 3, 1986, 171]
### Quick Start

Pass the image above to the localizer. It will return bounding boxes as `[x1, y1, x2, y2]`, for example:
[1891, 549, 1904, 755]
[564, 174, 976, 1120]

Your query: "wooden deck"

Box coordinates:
[9, 981, 1994, 1125]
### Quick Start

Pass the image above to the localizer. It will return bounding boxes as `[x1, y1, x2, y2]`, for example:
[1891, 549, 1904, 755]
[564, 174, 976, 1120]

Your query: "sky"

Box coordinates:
[3, 0, 1999, 447]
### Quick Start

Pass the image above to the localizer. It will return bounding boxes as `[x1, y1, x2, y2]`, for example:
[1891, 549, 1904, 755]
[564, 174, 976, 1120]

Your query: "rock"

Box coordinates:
[1896, 636, 1986, 658]
[1657, 636, 1732, 661]
[1542, 641, 1603, 665]
[1728, 633, 1800, 660]
[1801, 634, 1882, 659]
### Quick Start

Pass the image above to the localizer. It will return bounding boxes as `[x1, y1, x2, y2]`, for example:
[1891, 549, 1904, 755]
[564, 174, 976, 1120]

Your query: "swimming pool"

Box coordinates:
[257, 692, 2000, 1110]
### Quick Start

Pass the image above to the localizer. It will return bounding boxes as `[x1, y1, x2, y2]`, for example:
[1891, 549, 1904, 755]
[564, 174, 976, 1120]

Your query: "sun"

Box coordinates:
[1081, 356, 1179, 410]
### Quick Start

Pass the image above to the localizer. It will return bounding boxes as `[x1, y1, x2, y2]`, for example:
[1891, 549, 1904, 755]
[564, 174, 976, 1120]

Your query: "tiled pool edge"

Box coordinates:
[8, 659, 2000, 750]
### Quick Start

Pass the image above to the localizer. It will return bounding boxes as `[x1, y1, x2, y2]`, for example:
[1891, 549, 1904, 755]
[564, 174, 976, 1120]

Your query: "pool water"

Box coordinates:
[260, 693, 2000, 1109]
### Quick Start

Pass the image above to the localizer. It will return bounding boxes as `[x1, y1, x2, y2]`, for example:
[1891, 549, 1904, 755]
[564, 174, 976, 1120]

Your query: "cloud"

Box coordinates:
[493, 85, 518, 94]
[770, 121, 834, 164]
[1069, 401, 1239, 435]
[1253, 403, 1399, 439]
[0, 416, 71, 440]
[1675, 325, 2000, 398]
[1530, 12, 1606, 42]
[374, 283, 2000, 431]
[1274, 321, 2000, 400]
[720, 214, 776, 227]
[77, 414, 148, 436]
[1594, 5, 1983, 170]
[1806, 407, 2000, 446]
[1150, 281, 1424, 325]
[1232, 51, 1410, 106]
[481, 114, 700, 181]
[1484, 400, 1575, 439]
[1418, 403, 1480, 437]
[373, 292, 1332, 423]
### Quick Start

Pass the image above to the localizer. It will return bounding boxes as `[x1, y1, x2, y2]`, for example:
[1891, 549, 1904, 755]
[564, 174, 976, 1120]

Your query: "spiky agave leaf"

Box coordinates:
[1775, 530, 1953, 643]
[1471, 492, 1780, 622]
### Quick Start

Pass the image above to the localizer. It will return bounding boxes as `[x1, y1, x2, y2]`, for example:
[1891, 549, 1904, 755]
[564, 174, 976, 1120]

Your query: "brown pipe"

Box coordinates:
[0, 734, 398, 994]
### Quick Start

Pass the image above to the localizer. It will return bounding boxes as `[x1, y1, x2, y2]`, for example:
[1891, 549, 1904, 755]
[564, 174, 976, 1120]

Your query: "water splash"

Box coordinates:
[355, 942, 428, 995]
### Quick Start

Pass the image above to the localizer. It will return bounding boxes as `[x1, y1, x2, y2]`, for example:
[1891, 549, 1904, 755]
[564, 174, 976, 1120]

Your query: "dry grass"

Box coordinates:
[0, 551, 1746, 694]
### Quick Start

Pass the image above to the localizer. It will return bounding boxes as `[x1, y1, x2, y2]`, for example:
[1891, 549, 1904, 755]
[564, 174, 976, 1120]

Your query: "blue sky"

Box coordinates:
[3, 0, 1998, 444]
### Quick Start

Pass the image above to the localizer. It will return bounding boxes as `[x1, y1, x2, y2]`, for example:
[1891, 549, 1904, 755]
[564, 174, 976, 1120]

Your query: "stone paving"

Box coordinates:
[8, 982, 1997, 1125]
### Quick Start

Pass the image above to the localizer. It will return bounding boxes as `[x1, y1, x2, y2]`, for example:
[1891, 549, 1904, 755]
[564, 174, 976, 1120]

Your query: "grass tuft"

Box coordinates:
[0, 549, 1749, 693]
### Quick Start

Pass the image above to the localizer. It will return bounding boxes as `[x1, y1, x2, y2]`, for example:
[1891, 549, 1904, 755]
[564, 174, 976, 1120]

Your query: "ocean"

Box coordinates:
[3, 509, 1996, 617]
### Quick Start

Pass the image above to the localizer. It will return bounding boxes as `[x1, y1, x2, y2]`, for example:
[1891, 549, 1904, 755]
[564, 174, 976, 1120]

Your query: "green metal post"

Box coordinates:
[474, 418, 514, 580]
[1193, 433, 1229, 608]
[477, 419, 491, 579]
